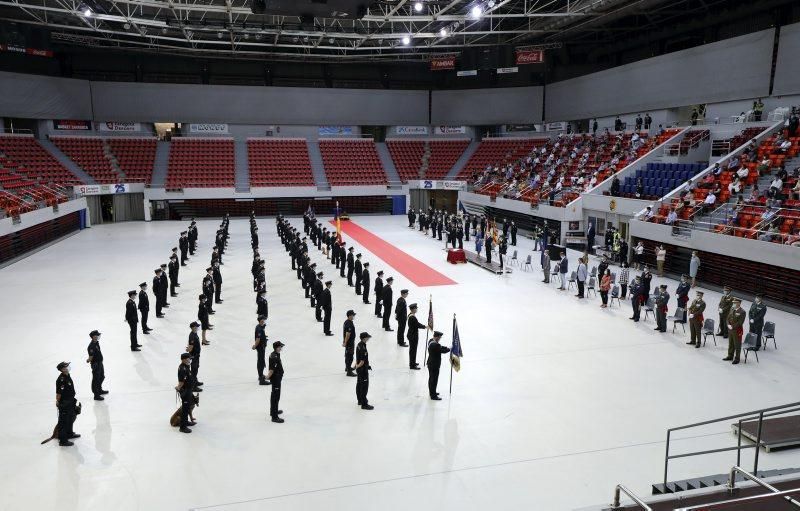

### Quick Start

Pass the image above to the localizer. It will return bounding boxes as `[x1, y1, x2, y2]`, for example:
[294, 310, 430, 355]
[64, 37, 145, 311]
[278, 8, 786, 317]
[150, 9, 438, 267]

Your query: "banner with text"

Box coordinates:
[430, 56, 456, 71]
[395, 126, 429, 135]
[319, 126, 354, 136]
[416, 180, 466, 190]
[434, 126, 466, 135]
[0, 44, 53, 57]
[74, 183, 131, 196]
[515, 49, 544, 65]
[497, 67, 519, 74]
[53, 119, 92, 131]
[98, 122, 141, 132]
[189, 123, 229, 134]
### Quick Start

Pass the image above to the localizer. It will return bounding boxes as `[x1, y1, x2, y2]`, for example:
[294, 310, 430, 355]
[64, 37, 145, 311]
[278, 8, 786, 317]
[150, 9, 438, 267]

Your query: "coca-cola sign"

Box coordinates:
[515, 49, 544, 65]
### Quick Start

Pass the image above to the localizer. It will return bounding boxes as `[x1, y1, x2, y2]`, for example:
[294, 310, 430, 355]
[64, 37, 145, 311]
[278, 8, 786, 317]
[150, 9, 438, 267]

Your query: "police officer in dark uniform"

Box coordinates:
[321, 280, 334, 336]
[213, 262, 223, 303]
[138, 282, 152, 334]
[256, 290, 268, 319]
[339, 243, 347, 278]
[395, 289, 409, 346]
[354, 253, 363, 295]
[427, 331, 451, 400]
[267, 341, 286, 423]
[188, 221, 197, 255]
[346, 247, 355, 286]
[179, 231, 189, 265]
[176, 353, 195, 433]
[203, 267, 215, 314]
[456, 224, 464, 249]
[406, 304, 427, 369]
[186, 322, 204, 391]
[125, 290, 140, 351]
[55, 361, 80, 446]
[343, 310, 357, 376]
[382, 277, 394, 331]
[510, 221, 518, 246]
[159, 263, 170, 307]
[361, 262, 371, 304]
[152, 269, 164, 318]
[198, 294, 212, 345]
[313, 271, 324, 320]
[355, 332, 373, 410]
[86, 330, 108, 400]
[253, 315, 270, 385]
[168, 255, 179, 297]
[374, 270, 384, 317]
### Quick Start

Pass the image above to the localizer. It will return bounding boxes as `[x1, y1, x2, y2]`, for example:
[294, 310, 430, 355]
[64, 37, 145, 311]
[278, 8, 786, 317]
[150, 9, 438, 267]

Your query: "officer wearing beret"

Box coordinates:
[382, 277, 394, 331]
[125, 290, 140, 351]
[253, 315, 270, 385]
[355, 332, 373, 410]
[268, 341, 286, 423]
[186, 322, 204, 391]
[406, 303, 427, 370]
[395, 289, 409, 347]
[361, 262, 371, 304]
[86, 330, 108, 400]
[138, 282, 152, 334]
[55, 361, 80, 446]
[322, 280, 334, 336]
[176, 353, 195, 433]
[354, 253, 363, 295]
[427, 331, 450, 400]
[343, 310, 357, 376]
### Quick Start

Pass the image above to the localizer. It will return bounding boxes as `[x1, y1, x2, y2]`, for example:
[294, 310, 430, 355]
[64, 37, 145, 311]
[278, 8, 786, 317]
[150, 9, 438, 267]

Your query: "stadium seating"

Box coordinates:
[0, 135, 81, 186]
[247, 139, 315, 187]
[107, 138, 157, 183]
[318, 139, 387, 186]
[386, 139, 469, 182]
[51, 136, 119, 184]
[165, 138, 235, 190]
[426, 140, 470, 179]
[665, 129, 709, 155]
[459, 138, 545, 180]
[623, 163, 707, 200]
[386, 140, 425, 182]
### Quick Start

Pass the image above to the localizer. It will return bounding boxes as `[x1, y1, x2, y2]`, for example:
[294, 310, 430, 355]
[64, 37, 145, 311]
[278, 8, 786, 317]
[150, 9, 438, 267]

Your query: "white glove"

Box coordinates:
[689, 314, 694, 319]
[719, 308, 723, 313]
[750, 319, 753, 323]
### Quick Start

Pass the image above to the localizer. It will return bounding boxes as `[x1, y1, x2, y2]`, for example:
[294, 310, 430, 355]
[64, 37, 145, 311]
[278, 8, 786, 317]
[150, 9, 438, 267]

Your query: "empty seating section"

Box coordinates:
[318, 139, 387, 185]
[666, 129, 709, 155]
[107, 138, 157, 183]
[386, 140, 425, 182]
[166, 138, 235, 190]
[426, 140, 470, 179]
[624, 163, 706, 200]
[247, 139, 315, 187]
[711, 127, 764, 156]
[52, 136, 118, 183]
[635, 128, 682, 159]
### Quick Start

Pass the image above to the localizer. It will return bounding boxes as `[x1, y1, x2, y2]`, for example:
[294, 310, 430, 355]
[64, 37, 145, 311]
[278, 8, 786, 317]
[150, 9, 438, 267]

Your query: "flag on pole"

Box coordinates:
[427, 298, 434, 330]
[491, 219, 499, 245]
[334, 201, 343, 244]
[450, 316, 463, 372]
[458, 200, 467, 215]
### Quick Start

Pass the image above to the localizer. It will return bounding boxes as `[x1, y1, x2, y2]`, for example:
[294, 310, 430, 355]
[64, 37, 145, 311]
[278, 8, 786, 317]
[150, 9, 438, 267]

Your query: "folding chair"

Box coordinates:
[743, 333, 760, 363]
[590, 266, 597, 278]
[670, 307, 686, 334]
[610, 285, 621, 307]
[610, 272, 617, 284]
[762, 321, 777, 350]
[550, 264, 559, 285]
[523, 255, 532, 271]
[568, 271, 577, 290]
[511, 250, 518, 267]
[644, 298, 655, 321]
[587, 277, 597, 297]
[702, 318, 717, 346]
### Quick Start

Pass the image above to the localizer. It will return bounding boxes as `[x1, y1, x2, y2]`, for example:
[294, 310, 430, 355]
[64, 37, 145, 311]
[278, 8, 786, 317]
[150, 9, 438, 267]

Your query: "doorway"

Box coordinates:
[101, 196, 114, 223]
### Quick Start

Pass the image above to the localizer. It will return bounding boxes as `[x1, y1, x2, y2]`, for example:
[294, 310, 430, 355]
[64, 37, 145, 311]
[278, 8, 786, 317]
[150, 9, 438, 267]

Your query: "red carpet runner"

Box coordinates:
[331, 220, 456, 287]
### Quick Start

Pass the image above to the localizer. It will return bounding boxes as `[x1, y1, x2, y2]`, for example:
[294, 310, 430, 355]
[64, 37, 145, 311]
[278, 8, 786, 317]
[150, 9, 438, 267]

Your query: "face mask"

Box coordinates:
[65, 367, 71, 373]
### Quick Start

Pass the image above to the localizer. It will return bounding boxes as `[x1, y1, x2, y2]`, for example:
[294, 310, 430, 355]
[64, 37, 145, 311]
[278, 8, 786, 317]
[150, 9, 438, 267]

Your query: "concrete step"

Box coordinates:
[375, 142, 401, 183]
[446, 140, 480, 180]
[234, 140, 250, 192]
[307, 140, 329, 188]
[151, 141, 170, 187]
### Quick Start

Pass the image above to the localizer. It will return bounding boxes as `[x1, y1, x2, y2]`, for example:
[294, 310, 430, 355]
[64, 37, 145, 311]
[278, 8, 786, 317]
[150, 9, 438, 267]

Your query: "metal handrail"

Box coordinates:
[676, 488, 800, 510]
[611, 484, 653, 510]
[663, 401, 800, 487]
[725, 466, 800, 508]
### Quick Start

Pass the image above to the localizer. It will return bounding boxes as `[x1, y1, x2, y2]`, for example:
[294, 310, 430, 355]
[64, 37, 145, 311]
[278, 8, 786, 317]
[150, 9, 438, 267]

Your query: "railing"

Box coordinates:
[676, 488, 800, 510]
[674, 466, 800, 510]
[0, 128, 35, 136]
[611, 484, 652, 510]
[663, 402, 800, 488]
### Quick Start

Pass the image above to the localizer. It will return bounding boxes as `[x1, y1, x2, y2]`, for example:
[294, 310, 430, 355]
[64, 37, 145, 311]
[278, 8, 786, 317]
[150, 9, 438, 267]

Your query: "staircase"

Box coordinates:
[652, 467, 800, 495]
[38, 138, 96, 185]
[375, 142, 402, 188]
[102, 140, 125, 181]
[150, 141, 170, 188]
[234, 140, 250, 192]
[419, 142, 431, 179]
[307, 140, 330, 190]
[446, 140, 480, 179]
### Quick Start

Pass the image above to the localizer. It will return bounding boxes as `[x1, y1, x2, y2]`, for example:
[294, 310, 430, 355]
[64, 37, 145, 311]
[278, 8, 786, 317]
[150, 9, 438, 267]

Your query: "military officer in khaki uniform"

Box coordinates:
[717, 285, 734, 336]
[723, 297, 746, 364]
[686, 291, 706, 348]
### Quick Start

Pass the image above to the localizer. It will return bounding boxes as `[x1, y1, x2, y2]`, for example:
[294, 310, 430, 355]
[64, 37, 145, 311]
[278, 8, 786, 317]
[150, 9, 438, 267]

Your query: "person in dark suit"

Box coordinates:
[558, 252, 569, 290]
[629, 276, 643, 322]
[137, 282, 151, 334]
[381, 277, 394, 331]
[256, 290, 268, 319]
[427, 331, 450, 400]
[395, 289, 409, 347]
[374, 271, 384, 317]
[212, 262, 223, 303]
[321, 280, 333, 335]
[361, 263, 371, 304]
[406, 303, 427, 369]
[168, 255, 179, 298]
[152, 269, 164, 318]
[354, 254, 363, 295]
[510, 222, 517, 246]
[485, 235, 493, 264]
[125, 291, 140, 351]
[313, 272, 324, 322]
[586, 222, 595, 254]
[179, 231, 189, 265]
[159, 264, 170, 308]
[346, 247, 355, 286]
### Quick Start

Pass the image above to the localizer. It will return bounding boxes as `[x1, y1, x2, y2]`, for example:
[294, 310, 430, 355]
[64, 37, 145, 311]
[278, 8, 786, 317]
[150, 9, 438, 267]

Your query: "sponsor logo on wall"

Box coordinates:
[416, 180, 465, 190]
[53, 119, 92, 131]
[496, 67, 519, 74]
[395, 126, 429, 135]
[74, 183, 129, 196]
[0, 44, 53, 57]
[189, 123, 229, 134]
[98, 122, 141, 132]
[515, 49, 544, 65]
[434, 126, 466, 135]
[430, 56, 456, 71]
[546, 122, 567, 131]
[456, 70, 477, 77]
[319, 126, 354, 136]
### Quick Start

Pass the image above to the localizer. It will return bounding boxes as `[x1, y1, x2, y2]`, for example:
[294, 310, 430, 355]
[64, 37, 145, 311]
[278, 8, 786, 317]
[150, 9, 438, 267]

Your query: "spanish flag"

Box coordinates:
[334, 201, 343, 244]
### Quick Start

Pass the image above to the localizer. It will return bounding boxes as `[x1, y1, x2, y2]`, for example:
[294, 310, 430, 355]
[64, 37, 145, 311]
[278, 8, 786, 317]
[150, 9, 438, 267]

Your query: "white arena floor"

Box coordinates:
[2, 215, 799, 511]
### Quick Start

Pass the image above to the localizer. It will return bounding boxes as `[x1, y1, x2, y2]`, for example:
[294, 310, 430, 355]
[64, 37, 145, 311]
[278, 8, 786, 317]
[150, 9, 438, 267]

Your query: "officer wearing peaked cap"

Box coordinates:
[268, 341, 286, 423]
[86, 330, 108, 400]
[355, 332, 373, 410]
[55, 361, 80, 446]
[125, 290, 140, 351]
[354, 253, 363, 295]
[427, 331, 450, 400]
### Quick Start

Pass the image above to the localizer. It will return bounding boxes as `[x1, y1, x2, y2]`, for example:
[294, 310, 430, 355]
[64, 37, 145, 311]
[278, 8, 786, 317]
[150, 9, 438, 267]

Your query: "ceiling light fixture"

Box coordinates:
[83, 7, 92, 16]
[402, 35, 411, 45]
[439, 28, 447, 37]
[488, 0, 495, 7]
[471, 5, 482, 18]
[414, 2, 423, 12]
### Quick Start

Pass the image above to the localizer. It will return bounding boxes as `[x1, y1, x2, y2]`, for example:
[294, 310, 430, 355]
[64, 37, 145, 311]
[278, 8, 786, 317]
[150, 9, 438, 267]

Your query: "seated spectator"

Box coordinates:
[778, 166, 788, 182]
[743, 139, 757, 157]
[728, 155, 740, 170]
[757, 157, 771, 175]
[768, 176, 783, 199]
[665, 208, 678, 225]
[703, 190, 717, 211]
[778, 138, 792, 153]
[610, 176, 621, 197]
[635, 178, 644, 198]
[711, 163, 722, 176]
[736, 165, 749, 181]
[792, 179, 800, 201]
[728, 176, 743, 195]
[762, 204, 779, 222]
[785, 228, 800, 247]
[748, 185, 761, 203]
[758, 224, 779, 242]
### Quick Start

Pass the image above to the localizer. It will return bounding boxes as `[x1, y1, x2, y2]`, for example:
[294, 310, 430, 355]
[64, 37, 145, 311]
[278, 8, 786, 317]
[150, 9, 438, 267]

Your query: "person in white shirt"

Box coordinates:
[665, 209, 678, 225]
[656, 245, 666, 277]
[736, 165, 749, 180]
[728, 176, 742, 195]
[769, 176, 783, 198]
[779, 139, 791, 153]
[634, 241, 645, 270]
[645, 206, 655, 221]
[703, 191, 716, 211]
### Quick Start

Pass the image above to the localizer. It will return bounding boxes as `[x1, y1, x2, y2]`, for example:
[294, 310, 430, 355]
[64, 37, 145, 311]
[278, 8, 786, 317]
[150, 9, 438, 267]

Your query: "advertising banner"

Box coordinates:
[395, 126, 429, 135]
[456, 70, 478, 77]
[189, 123, 229, 134]
[98, 122, 141, 132]
[546, 122, 567, 131]
[74, 184, 130, 196]
[318, 126, 354, 136]
[0, 44, 54, 57]
[434, 126, 466, 135]
[430, 56, 456, 71]
[515, 49, 544, 65]
[53, 119, 91, 131]
[496, 67, 519, 74]
[416, 180, 466, 190]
